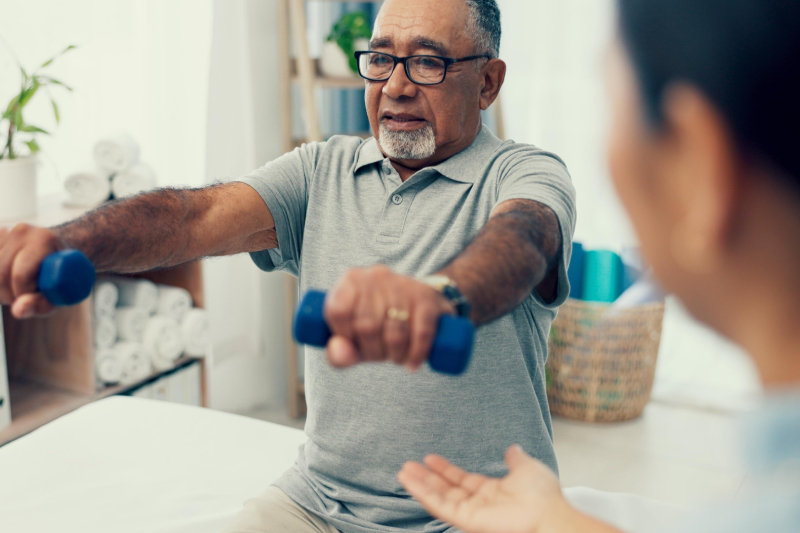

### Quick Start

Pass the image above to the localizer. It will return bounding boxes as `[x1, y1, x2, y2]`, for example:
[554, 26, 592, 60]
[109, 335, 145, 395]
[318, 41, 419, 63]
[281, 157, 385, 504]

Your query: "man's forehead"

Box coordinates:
[370, 35, 449, 56]
[373, 0, 471, 54]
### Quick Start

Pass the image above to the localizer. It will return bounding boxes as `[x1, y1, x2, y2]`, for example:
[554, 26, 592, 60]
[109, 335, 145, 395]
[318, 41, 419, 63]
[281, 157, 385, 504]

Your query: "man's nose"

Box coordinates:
[382, 62, 418, 99]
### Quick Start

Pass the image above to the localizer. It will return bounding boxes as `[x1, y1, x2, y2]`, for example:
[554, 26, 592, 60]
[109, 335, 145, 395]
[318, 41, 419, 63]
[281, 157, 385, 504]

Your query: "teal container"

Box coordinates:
[582, 250, 623, 303]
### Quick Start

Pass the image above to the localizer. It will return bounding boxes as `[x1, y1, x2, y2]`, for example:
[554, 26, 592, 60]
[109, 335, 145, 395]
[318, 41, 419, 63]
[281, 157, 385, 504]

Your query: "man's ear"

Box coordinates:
[480, 59, 506, 110]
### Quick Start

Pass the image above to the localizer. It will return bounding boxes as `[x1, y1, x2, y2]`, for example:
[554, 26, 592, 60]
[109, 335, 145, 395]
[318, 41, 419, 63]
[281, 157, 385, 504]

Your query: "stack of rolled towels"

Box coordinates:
[92, 277, 211, 386]
[64, 133, 157, 208]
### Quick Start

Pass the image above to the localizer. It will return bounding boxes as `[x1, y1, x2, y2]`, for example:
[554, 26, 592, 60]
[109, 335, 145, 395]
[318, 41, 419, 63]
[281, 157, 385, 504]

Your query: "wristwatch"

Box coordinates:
[419, 275, 472, 319]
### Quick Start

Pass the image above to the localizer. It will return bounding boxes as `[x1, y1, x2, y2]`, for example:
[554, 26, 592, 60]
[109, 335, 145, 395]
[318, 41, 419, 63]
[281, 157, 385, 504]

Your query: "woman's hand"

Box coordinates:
[398, 444, 571, 533]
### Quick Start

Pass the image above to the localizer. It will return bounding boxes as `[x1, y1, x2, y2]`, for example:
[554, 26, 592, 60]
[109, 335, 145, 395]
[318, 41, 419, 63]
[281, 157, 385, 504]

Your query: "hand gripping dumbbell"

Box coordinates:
[293, 290, 474, 375]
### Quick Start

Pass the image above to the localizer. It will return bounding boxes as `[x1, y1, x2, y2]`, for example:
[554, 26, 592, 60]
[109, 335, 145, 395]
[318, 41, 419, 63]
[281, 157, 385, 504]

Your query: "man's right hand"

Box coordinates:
[0, 223, 66, 319]
[0, 183, 279, 320]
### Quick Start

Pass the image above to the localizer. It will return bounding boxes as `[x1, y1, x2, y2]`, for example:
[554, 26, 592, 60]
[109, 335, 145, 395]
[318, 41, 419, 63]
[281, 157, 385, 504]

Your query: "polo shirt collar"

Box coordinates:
[354, 125, 503, 183]
[429, 125, 503, 183]
[354, 136, 385, 172]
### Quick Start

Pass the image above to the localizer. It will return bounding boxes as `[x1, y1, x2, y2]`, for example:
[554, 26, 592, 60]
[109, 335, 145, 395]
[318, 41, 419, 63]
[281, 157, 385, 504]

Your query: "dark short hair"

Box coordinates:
[618, 0, 800, 182]
[466, 0, 502, 58]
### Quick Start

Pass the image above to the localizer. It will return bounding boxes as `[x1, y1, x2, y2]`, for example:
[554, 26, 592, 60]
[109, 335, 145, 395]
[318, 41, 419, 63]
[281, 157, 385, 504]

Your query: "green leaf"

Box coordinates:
[18, 124, 49, 135]
[19, 79, 40, 108]
[25, 139, 40, 153]
[13, 106, 23, 129]
[39, 44, 77, 70]
[3, 96, 17, 119]
[40, 76, 73, 91]
[51, 99, 60, 124]
[327, 11, 372, 74]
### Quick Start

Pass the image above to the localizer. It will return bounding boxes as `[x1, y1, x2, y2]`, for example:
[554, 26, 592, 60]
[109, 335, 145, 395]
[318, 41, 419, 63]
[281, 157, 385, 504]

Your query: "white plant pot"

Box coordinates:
[320, 38, 370, 79]
[0, 155, 38, 222]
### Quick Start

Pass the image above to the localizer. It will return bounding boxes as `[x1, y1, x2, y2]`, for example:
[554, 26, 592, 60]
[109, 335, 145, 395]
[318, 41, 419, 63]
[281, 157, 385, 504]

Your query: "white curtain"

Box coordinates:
[0, 0, 212, 193]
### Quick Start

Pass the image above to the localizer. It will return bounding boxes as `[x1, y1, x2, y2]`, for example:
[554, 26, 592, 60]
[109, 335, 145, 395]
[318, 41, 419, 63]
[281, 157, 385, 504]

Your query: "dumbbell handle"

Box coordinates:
[37, 249, 96, 306]
[293, 290, 475, 375]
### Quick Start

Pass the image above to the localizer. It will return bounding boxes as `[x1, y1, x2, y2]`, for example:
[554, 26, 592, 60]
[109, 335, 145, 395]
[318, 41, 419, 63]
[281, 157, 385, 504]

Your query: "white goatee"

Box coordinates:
[377, 122, 436, 160]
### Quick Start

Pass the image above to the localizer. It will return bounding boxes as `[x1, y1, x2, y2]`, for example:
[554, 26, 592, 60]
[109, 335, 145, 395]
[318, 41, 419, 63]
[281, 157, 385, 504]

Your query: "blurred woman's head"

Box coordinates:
[607, 0, 800, 385]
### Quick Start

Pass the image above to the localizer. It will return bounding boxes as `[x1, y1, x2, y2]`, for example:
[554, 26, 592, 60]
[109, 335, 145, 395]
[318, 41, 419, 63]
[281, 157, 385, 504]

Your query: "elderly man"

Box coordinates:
[0, 0, 575, 532]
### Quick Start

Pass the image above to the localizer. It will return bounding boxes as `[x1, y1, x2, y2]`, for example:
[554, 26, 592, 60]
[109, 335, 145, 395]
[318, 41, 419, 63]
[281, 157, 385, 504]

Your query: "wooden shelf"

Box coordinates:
[291, 74, 366, 89]
[0, 192, 209, 445]
[289, 58, 366, 90]
[3, 378, 91, 446]
[0, 357, 203, 447]
[95, 357, 202, 400]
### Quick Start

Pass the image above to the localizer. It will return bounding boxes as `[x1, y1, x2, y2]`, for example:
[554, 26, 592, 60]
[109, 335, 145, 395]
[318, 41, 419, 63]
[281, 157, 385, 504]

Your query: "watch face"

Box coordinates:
[424, 275, 452, 290]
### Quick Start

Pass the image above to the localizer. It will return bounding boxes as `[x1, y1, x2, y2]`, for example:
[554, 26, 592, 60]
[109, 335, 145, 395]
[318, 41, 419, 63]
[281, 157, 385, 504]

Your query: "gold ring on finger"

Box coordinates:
[387, 307, 410, 321]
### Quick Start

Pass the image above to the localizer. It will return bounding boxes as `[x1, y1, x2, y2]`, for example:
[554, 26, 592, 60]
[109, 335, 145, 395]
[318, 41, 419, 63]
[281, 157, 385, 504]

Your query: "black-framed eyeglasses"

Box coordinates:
[354, 51, 491, 85]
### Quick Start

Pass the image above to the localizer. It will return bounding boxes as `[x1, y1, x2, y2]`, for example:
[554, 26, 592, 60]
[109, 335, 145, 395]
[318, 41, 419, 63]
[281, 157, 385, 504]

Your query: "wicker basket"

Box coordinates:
[546, 299, 665, 422]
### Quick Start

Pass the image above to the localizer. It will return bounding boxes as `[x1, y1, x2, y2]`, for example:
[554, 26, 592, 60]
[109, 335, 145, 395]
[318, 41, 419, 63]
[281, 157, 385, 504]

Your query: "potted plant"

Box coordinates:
[320, 11, 372, 78]
[0, 43, 75, 222]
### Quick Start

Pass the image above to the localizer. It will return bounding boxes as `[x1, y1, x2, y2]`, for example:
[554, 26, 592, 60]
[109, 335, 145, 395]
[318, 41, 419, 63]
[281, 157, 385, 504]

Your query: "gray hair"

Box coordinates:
[465, 0, 501, 58]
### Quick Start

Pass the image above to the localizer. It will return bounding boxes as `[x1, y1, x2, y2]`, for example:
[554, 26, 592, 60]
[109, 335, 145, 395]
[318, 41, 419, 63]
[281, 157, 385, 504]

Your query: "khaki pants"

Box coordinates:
[221, 486, 341, 533]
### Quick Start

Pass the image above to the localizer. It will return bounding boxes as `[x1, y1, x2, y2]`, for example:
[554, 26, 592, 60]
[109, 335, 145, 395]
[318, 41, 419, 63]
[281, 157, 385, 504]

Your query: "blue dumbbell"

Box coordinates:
[293, 290, 475, 375]
[38, 249, 96, 306]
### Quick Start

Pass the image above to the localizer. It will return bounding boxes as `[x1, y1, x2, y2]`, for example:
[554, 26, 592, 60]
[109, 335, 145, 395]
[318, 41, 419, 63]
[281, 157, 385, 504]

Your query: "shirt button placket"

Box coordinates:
[391, 194, 403, 205]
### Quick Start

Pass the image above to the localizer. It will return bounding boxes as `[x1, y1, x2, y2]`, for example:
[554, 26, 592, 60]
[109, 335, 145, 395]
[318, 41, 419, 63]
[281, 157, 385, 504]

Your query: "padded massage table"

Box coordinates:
[0, 397, 681, 533]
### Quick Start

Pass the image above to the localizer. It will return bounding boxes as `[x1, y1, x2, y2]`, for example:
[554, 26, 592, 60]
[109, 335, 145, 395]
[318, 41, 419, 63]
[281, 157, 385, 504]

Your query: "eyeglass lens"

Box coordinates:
[358, 52, 447, 84]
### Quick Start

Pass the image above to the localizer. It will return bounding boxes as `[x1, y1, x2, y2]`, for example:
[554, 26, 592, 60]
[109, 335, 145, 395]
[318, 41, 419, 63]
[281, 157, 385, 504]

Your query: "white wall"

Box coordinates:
[204, 0, 290, 413]
[0, 0, 212, 192]
[497, 0, 634, 250]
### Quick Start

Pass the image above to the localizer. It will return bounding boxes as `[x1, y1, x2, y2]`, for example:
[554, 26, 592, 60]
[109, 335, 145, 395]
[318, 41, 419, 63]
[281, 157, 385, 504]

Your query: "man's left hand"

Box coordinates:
[323, 265, 455, 371]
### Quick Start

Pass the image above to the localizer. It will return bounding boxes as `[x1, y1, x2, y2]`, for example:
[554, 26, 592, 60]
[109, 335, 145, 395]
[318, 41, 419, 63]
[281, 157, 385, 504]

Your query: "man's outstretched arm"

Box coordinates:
[323, 198, 563, 369]
[0, 182, 276, 317]
[437, 198, 562, 326]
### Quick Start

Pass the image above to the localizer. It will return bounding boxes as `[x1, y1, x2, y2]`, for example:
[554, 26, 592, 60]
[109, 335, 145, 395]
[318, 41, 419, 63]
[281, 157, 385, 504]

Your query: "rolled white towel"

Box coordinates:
[111, 162, 156, 199]
[95, 347, 124, 384]
[117, 341, 152, 385]
[93, 281, 119, 318]
[93, 134, 140, 173]
[64, 169, 111, 208]
[94, 315, 118, 349]
[115, 306, 149, 342]
[113, 277, 159, 314]
[181, 308, 210, 357]
[156, 285, 193, 322]
[143, 315, 185, 371]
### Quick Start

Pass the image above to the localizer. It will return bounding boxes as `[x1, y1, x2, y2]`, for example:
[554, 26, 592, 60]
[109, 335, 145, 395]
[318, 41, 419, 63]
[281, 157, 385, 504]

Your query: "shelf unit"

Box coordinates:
[0, 194, 208, 446]
[278, 0, 505, 418]
[281, 0, 380, 418]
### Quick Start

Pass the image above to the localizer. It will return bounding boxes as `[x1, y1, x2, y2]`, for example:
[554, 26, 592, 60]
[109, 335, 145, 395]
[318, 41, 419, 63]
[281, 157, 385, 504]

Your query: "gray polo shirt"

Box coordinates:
[237, 125, 576, 533]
